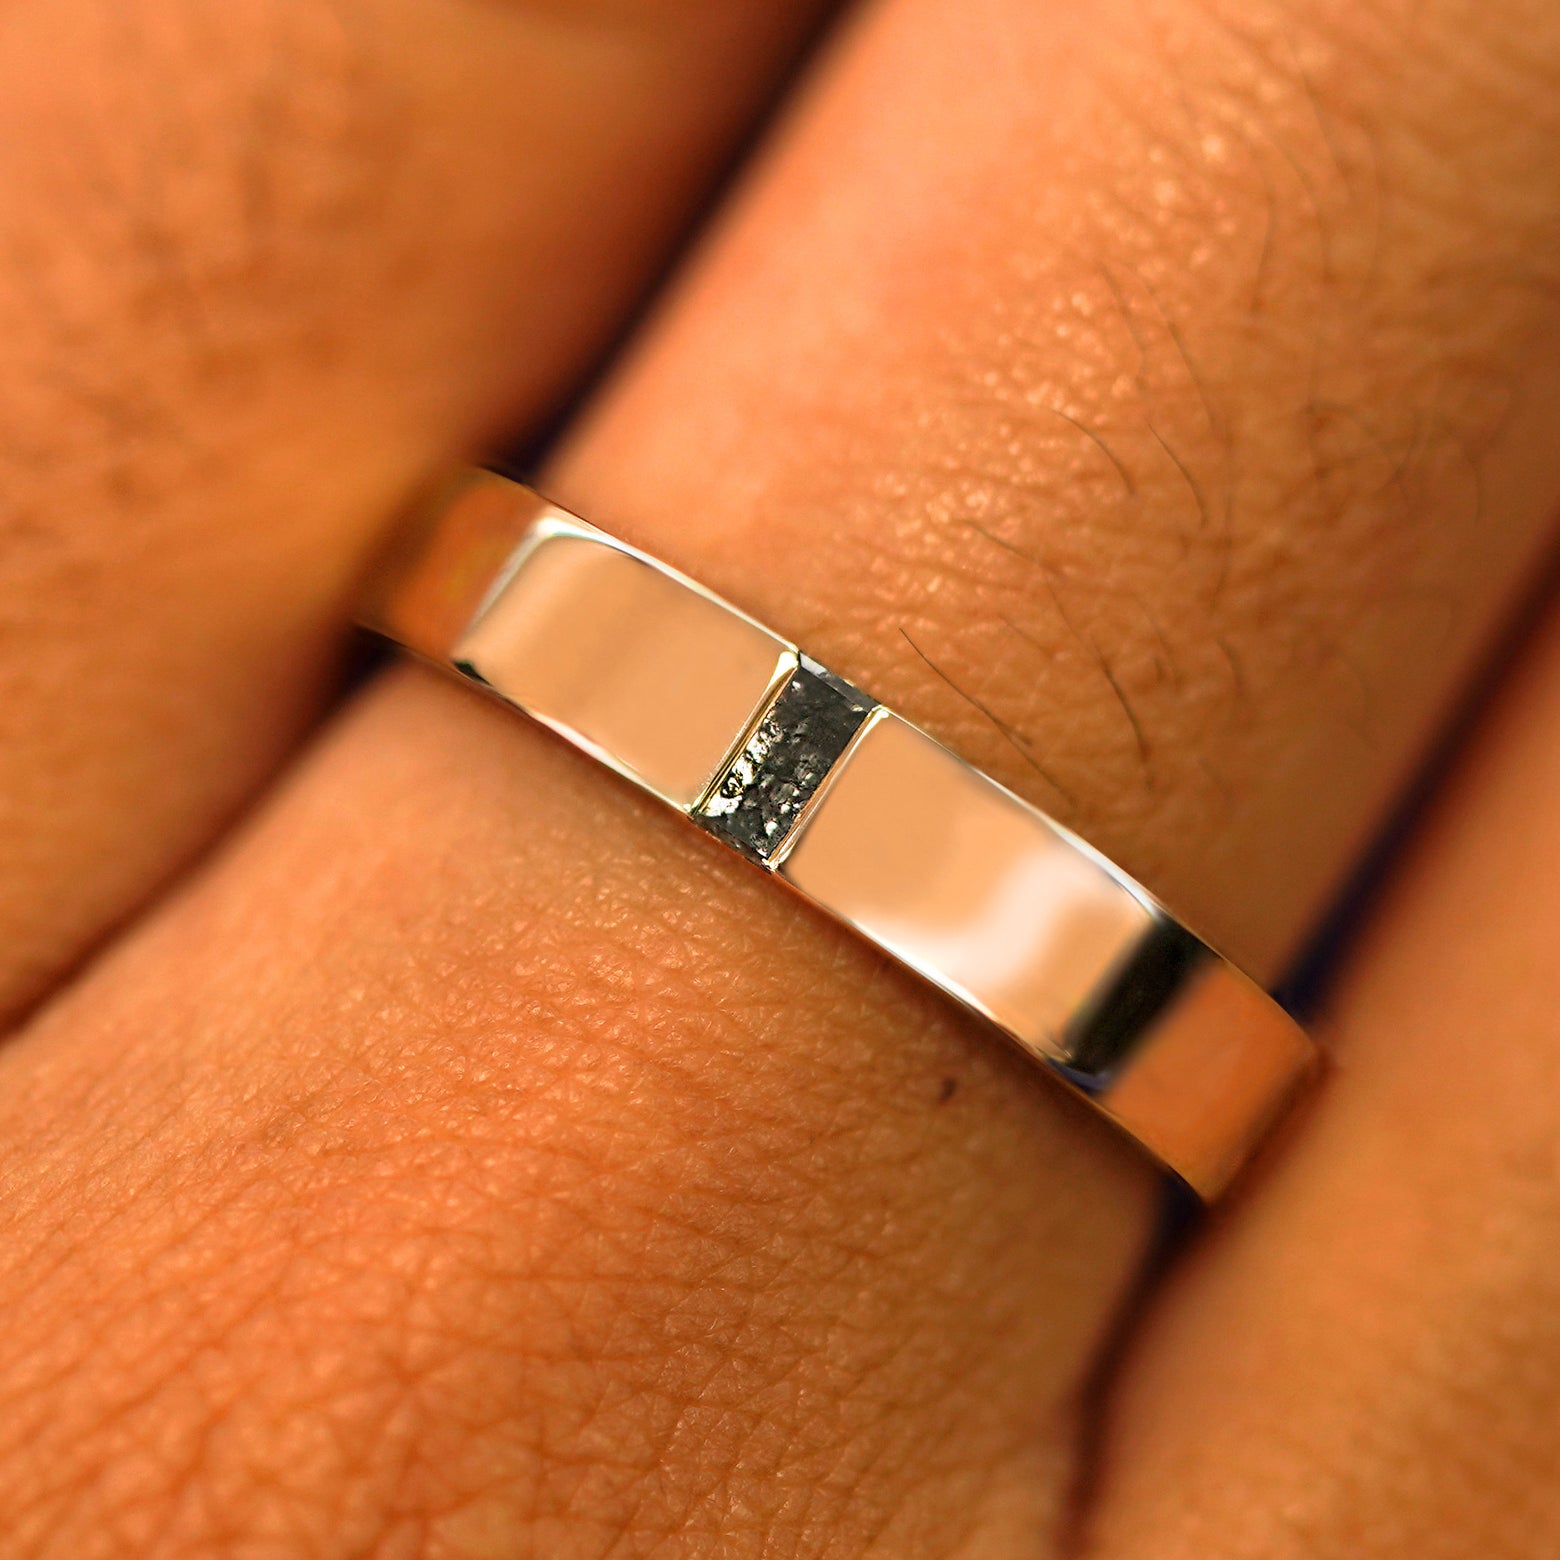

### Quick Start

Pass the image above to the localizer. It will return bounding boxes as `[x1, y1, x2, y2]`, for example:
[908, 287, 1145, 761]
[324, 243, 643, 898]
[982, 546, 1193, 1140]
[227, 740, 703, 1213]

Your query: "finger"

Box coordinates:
[0, 671, 1155, 1557]
[5, 0, 1560, 1554]
[1086, 587, 1560, 1560]
[0, 0, 831, 1021]
[558, 0, 1560, 981]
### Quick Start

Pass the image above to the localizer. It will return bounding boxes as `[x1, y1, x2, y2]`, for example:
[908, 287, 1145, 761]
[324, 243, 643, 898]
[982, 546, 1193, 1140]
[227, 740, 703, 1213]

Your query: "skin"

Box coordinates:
[0, 0, 834, 1022]
[1091, 581, 1560, 1560]
[0, 0, 1558, 1555]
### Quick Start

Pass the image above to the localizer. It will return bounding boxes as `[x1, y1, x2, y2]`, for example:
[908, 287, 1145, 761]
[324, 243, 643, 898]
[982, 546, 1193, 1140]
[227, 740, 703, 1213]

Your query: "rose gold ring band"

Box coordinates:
[362, 470, 1318, 1198]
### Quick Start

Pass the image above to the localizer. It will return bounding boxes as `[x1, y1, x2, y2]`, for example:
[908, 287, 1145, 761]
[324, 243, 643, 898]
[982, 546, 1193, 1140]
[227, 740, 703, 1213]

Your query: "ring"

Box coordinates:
[362, 470, 1318, 1197]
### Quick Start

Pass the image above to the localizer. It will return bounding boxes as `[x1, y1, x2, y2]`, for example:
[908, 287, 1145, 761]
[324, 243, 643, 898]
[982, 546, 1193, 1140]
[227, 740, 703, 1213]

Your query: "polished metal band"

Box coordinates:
[364, 470, 1317, 1197]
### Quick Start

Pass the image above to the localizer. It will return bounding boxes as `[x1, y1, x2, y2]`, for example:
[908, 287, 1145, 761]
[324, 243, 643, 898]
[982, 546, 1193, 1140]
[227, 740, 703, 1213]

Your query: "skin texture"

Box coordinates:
[0, 0, 1557, 1555]
[0, 0, 832, 1022]
[1092, 586, 1560, 1560]
[558, 0, 1560, 977]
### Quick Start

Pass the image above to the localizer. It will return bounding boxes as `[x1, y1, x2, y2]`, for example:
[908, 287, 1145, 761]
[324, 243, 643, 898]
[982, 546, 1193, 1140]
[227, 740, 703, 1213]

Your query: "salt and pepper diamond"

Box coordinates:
[696, 655, 876, 864]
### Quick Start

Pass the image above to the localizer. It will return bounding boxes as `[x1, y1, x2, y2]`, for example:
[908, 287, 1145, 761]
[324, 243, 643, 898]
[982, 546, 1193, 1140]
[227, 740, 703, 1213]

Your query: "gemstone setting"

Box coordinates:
[695, 655, 876, 863]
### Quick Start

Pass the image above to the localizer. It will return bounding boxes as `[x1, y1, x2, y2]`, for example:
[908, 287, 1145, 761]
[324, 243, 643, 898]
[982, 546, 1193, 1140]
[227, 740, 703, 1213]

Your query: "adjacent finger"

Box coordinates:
[0, 0, 830, 1021]
[1087, 585, 1560, 1560]
[4, 0, 1560, 1554]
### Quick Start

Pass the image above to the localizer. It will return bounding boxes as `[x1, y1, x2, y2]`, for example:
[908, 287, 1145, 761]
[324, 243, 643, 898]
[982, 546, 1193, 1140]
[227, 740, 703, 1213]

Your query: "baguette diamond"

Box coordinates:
[696, 655, 875, 863]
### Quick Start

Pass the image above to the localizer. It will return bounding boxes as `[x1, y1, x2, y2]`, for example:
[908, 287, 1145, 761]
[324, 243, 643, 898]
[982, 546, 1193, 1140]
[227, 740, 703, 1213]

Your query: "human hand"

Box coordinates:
[2, 1, 1559, 1554]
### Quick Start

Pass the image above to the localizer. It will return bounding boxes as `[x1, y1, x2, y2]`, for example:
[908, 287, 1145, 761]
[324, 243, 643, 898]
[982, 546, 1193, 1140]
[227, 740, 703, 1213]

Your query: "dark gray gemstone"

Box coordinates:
[697, 655, 875, 863]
